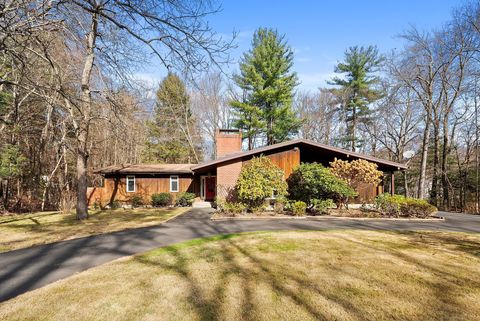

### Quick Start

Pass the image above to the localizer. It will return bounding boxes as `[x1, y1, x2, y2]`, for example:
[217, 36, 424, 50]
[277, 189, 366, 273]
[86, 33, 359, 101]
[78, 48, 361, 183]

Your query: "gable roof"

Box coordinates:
[94, 163, 194, 175]
[94, 139, 407, 175]
[192, 139, 407, 172]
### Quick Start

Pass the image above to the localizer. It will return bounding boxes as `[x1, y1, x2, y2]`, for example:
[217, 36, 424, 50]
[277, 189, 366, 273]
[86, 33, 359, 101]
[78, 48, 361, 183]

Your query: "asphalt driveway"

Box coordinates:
[0, 209, 479, 302]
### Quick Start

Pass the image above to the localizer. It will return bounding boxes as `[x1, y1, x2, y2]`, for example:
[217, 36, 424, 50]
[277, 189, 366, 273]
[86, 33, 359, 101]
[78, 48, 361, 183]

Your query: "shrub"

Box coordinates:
[236, 156, 287, 210]
[223, 201, 247, 215]
[273, 197, 287, 214]
[175, 192, 196, 206]
[130, 195, 144, 208]
[312, 199, 335, 215]
[330, 158, 383, 188]
[375, 194, 437, 218]
[214, 196, 224, 211]
[287, 163, 357, 208]
[151, 193, 172, 207]
[109, 200, 121, 210]
[290, 201, 307, 216]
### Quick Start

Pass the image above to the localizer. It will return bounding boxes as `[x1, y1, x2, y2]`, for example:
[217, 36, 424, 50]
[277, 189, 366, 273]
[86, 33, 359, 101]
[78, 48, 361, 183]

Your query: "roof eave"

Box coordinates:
[192, 139, 408, 171]
[94, 170, 194, 175]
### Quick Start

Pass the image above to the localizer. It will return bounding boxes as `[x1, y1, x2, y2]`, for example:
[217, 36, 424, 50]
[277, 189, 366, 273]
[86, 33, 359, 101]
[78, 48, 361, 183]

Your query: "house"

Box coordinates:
[87, 129, 407, 206]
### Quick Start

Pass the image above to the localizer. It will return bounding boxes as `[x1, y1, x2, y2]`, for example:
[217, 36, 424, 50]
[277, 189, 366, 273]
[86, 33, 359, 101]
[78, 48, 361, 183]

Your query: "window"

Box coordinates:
[170, 175, 179, 192]
[126, 175, 135, 192]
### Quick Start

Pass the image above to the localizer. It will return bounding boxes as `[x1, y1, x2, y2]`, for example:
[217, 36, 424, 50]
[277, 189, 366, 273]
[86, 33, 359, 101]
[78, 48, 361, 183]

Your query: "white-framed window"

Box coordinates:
[126, 175, 135, 192]
[170, 175, 179, 192]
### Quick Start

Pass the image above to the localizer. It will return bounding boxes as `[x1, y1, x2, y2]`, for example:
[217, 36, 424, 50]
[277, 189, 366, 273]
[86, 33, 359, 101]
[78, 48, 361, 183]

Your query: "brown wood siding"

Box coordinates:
[266, 148, 300, 178]
[88, 174, 195, 206]
[242, 148, 300, 179]
[355, 183, 379, 203]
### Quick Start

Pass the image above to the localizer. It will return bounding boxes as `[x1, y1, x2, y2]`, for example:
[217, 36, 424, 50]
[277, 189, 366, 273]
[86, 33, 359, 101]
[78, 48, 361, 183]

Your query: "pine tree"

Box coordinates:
[329, 46, 384, 152]
[231, 28, 301, 148]
[143, 73, 200, 163]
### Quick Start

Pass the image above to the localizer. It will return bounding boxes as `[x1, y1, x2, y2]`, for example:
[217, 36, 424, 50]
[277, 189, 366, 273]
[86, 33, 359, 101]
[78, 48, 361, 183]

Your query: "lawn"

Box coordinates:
[1, 230, 479, 321]
[0, 207, 188, 253]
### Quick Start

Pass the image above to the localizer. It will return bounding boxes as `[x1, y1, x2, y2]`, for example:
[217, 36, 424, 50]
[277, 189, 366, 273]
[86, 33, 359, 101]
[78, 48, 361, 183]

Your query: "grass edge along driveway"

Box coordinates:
[0, 207, 188, 253]
[1, 230, 479, 321]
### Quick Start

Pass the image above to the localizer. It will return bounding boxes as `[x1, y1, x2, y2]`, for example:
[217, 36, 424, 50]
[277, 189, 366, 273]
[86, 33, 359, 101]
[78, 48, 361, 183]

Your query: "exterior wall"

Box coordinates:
[216, 148, 301, 199]
[355, 182, 383, 203]
[263, 148, 300, 178]
[87, 174, 195, 206]
[216, 160, 243, 199]
[213, 146, 381, 204]
[216, 129, 242, 158]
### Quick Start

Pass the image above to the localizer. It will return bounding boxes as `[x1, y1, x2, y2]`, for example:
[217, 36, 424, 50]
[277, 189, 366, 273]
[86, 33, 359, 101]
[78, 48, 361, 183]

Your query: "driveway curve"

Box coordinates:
[0, 209, 478, 302]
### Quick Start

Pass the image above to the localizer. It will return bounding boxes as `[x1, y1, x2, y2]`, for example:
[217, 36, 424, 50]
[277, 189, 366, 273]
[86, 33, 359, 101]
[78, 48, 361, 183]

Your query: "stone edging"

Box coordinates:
[211, 215, 445, 222]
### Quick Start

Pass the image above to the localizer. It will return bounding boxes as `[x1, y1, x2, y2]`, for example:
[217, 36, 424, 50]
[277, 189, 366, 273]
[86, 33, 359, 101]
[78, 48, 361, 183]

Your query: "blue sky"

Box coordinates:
[137, 0, 463, 92]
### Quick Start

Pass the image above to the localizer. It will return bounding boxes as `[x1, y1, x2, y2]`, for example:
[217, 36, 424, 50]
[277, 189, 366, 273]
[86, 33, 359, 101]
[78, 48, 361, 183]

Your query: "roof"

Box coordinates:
[94, 163, 195, 175]
[192, 139, 407, 172]
[94, 139, 407, 175]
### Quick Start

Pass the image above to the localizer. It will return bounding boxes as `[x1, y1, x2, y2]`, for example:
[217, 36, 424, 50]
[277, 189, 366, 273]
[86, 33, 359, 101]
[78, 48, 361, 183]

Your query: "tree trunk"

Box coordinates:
[430, 120, 440, 207]
[76, 141, 89, 219]
[417, 115, 430, 199]
[75, 11, 98, 220]
[441, 120, 450, 210]
[351, 99, 356, 152]
[476, 93, 479, 214]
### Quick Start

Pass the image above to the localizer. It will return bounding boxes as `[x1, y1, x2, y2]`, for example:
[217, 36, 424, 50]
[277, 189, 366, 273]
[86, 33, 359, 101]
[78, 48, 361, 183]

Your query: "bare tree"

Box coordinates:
[190, 72, 232, 159]
[295, 89, 340, 145]
[53, 0, 234, 219]
[391, 29, 444, 199]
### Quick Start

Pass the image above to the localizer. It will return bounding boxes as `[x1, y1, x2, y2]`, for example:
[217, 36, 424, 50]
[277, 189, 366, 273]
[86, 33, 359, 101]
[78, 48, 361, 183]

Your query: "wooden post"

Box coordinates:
[390, 172, 395, 196]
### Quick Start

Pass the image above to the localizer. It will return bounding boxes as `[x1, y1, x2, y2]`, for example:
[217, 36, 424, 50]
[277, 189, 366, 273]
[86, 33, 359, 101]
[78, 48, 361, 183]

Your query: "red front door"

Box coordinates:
[205, 177, 216, 201]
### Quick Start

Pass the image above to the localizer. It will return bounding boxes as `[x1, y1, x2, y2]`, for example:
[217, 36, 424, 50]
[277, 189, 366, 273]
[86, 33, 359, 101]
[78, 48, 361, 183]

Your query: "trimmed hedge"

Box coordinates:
[151, 193, 173, 207]
[375, 194, 437, 218]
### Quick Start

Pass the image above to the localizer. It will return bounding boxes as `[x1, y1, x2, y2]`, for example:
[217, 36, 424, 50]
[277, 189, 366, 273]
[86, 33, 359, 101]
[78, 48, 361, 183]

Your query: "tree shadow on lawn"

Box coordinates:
[0, 225, 166, 302]
[132, 227, 419, 320]
[329, 231, 480, 321]
[397, 230, 480, 259]
[133, 220, 480, 321]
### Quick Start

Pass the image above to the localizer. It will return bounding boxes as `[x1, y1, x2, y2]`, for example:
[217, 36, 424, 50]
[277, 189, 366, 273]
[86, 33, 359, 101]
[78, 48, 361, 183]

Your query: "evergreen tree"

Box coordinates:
[329, 45, 384, 152]
[231, 28, 301, 148]
[143, 73, 200, 163]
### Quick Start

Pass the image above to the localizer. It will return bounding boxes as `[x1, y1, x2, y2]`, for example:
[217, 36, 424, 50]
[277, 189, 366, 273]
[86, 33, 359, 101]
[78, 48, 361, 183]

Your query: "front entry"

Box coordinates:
[200, 176, 217, 201]
[204, 176, 216, 201]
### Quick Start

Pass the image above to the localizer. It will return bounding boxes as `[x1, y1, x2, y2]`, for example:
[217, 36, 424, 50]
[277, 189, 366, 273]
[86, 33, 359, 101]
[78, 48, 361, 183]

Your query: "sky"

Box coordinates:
[137, 0, 464, 92]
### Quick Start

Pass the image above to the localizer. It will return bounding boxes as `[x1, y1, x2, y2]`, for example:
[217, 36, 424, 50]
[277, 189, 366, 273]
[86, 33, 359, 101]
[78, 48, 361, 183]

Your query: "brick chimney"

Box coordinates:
[215, 129, 242, 159]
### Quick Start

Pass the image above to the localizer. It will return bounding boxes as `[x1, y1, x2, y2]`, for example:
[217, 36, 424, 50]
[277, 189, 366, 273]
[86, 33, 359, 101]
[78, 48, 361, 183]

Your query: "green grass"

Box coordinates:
[1, 230, 480, 321]
[0, 207, 188, 252]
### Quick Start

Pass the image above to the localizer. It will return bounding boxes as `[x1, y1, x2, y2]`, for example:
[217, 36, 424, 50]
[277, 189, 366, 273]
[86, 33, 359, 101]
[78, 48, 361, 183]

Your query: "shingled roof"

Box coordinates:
[94, 163, 195, 174]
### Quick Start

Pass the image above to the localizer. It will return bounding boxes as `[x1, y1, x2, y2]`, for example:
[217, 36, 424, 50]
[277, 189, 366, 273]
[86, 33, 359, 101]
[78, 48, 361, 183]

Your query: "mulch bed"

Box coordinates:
[213, 208, 441, 220]
[212, 211, 301, 219]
